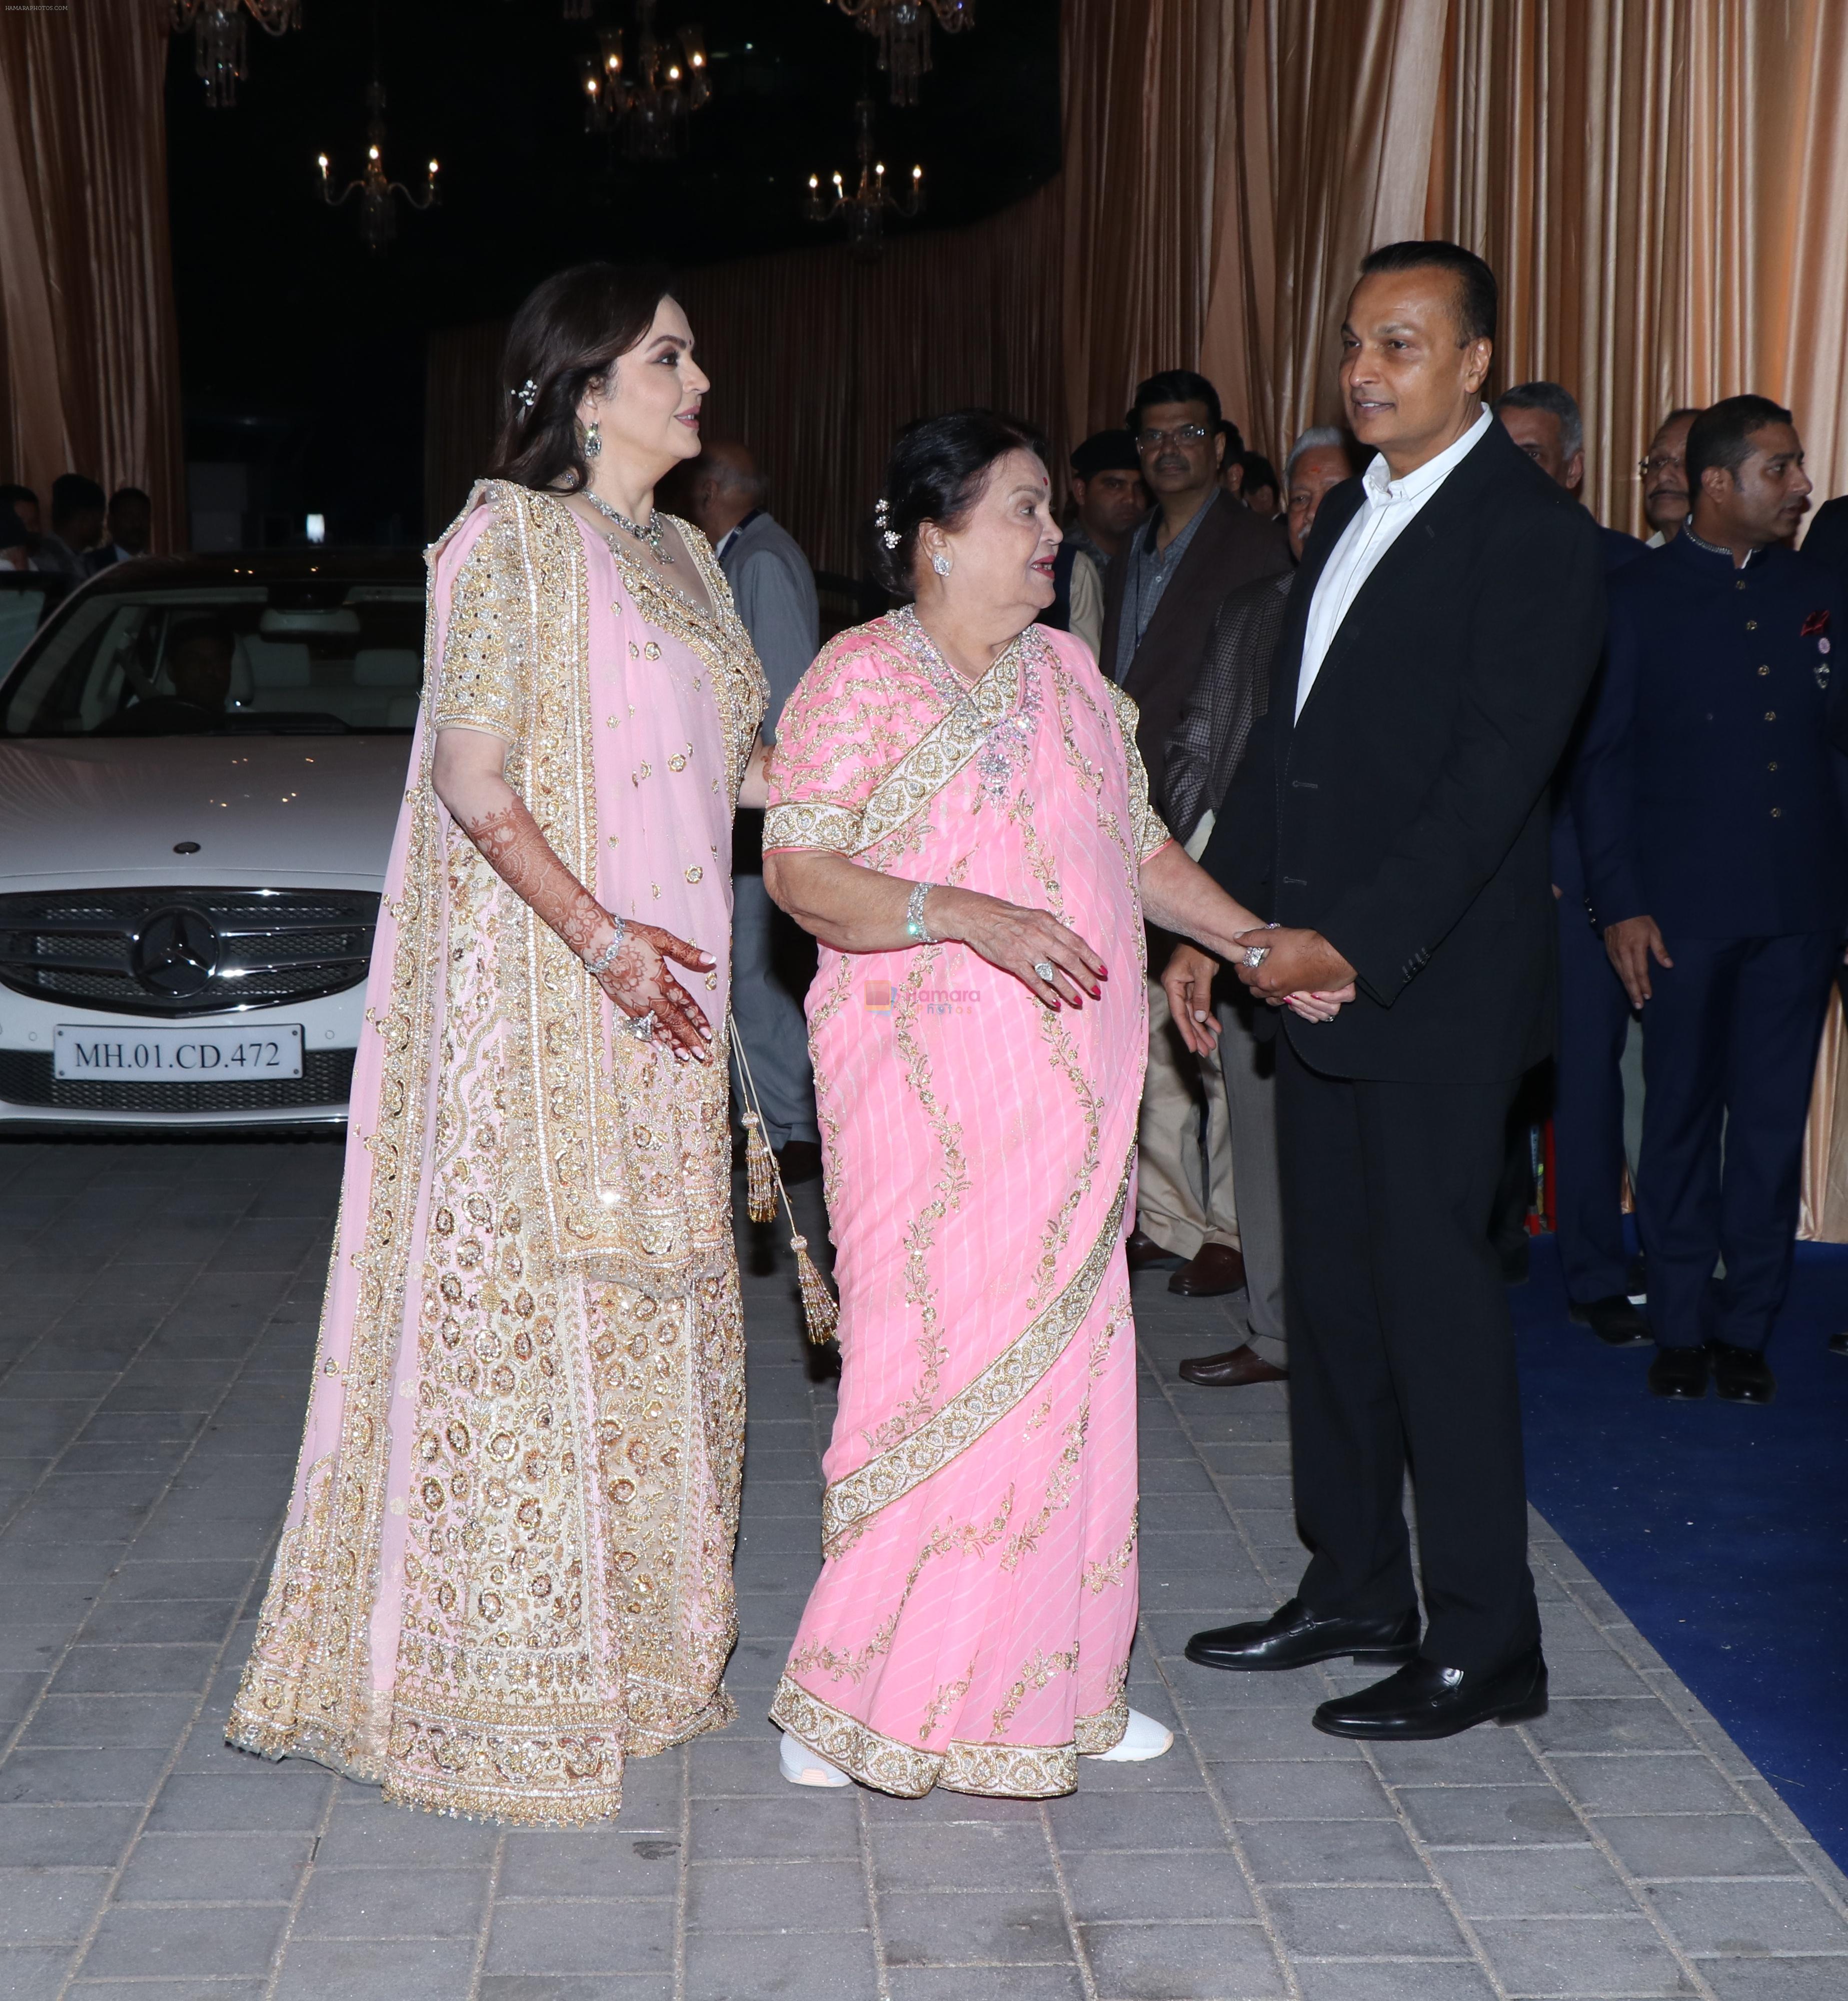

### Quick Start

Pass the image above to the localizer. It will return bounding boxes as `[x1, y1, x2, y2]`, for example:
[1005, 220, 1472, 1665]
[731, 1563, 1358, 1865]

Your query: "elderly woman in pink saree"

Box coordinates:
[227, 266, 768, 1824]
[763, 411, 1346, 1797]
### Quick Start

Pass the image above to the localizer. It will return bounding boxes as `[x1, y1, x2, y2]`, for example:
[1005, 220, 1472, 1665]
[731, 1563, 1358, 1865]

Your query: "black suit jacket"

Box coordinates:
[1098, 491, 1289, 798]
[1242, 419, 1605, 1083]
[1804, 494, 1848, 587]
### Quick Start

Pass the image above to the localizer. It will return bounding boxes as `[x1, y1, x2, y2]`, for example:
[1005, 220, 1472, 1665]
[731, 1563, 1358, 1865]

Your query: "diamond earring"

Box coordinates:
[931, 552, 951, 576]
[584, 420, 603, 458]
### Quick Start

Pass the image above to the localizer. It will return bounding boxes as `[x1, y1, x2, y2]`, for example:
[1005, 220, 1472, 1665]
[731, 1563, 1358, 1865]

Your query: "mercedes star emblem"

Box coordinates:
[134, 905, 220, 998]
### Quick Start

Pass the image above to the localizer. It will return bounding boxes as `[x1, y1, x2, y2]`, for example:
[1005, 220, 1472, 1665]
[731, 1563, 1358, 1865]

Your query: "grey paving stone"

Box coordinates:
[869, 1822, 1058, 1891]
[1182, 1705, 1366, 1763]
[78, 1597, 241, 1647]
[1436, 1841, 1635, 1917]
[688, 1791, 859, 1862]
[1211, 1760, 1397, 1820]
[270, 1937, 480, 2000]
[1365, 1727, 1550, 1786]
[880, 1887, 1073, 1965]
[687, 1735, 785, 1796]
[1525, 1697, 1693, 1755]
[1601, 1811, 1804, 1879]
[1080, 1919, 1286, 1999]
[1397, 1783, 1584, 1847]
[1469, 1913, 1692, 1996]
[1642, 1877, 1848, 1954]
[15, 1693, 198, 1750]
[485, 1897, 675, 1975]
[1264, 1883, 1467, 1957]
[478, 1982, 672, 2001]
[1695, 1959, 1848, 2001]
[499, 1830, 679, 1899]
[884, 1968, 1085, 2001]
[0, 1804, 140, 1870]
[48, 1646, 218, 1697]
[116, 1829, 312, 1904]
[79, 1901, 289, 1978]
[294, 1861, 489, 1939]
[1291, 1964, 1497, 2001]
[1238, 1815, 1428, 1885]
[1044, 1787, 1230, 1852]
[145, 1768, 332, 1832]
[0, 1946, 69, 2000]
[0, 1748, 168, 1805]
[683, 1925, 878, 2000]
[686, 1858, 861, 1933]
[1060, 1847, 1254, 1922]
[1549, 1752, 1745, 1816]
[0, 1867, 110, 1945]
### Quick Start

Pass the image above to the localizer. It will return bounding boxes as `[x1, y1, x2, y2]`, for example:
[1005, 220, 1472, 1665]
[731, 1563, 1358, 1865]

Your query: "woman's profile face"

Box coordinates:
[579, 295, 710, 471]
[929, 448, 1060, 621]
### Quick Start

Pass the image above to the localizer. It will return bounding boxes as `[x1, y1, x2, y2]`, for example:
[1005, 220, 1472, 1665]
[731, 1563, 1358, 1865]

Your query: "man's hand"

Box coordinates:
[1604, 914, 1671, 1007]
[1162, 943, 1220, 1057]
[1232, 926, 1355, 1001]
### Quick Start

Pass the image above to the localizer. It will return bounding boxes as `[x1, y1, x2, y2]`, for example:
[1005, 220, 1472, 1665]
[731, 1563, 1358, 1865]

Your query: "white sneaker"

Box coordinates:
[1086, 1707, 1174, 1762]
[779, 1729, 852, 1787]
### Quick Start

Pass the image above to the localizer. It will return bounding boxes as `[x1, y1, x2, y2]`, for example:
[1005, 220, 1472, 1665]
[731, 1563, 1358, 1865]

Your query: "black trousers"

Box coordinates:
[1276, 1034, 1540, 1672]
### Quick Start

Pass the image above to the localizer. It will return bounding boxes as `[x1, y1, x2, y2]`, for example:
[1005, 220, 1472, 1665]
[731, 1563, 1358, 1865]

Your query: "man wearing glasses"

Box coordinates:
[1641, 409, 1699, 546]
[1099, 369, 1290, 1298]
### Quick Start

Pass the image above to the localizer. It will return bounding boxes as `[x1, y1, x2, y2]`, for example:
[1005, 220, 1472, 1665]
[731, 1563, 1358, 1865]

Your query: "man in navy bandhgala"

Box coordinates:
[1574, 394, 1848, 1404]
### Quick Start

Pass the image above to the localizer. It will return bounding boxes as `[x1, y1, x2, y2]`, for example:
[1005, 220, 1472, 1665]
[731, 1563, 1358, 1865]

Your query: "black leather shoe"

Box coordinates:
[1186, 1597, 1420, 1673]
[1178, 1344, 1287, 1387]
[1830, 1332, 1848, 1357]
[1568, 1295, 1651, 1345]
[1648, 1345, 1708, 1399]
[1708, 1339, 1775, 1403]
[1313, 1645, 1548, 1741]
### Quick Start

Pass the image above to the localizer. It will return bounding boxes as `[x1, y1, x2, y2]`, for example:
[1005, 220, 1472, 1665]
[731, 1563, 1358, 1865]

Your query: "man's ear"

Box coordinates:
[1700, 463, 1732, 505]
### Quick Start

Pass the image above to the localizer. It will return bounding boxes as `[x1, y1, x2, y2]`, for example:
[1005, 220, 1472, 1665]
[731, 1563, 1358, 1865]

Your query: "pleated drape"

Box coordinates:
[0, 0, 184, 548]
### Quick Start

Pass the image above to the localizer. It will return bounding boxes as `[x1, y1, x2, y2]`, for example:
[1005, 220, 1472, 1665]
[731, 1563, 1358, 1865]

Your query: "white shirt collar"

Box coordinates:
[1360, 403, 1492, 506]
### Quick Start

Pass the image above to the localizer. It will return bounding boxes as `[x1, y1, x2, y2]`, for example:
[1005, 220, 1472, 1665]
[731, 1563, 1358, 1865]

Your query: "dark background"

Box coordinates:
[166, 0, 1061, 546]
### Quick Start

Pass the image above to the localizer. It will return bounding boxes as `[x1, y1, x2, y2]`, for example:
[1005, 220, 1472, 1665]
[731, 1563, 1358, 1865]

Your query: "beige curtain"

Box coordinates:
[0, 0, 184, 547]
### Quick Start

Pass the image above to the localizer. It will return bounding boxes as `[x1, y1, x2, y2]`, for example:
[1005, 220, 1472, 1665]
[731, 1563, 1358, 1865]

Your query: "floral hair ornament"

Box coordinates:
[874, 496, 900, 551]
[512, 377, 539, 411]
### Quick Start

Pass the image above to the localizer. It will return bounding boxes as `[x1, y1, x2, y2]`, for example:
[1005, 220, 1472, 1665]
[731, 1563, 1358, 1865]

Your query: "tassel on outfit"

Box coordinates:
[731, 1028, 839, 1346]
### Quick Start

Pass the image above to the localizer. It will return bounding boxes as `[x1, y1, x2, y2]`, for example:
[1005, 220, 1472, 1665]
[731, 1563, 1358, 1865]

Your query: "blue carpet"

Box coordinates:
[1515, 1235, 1848, 1870]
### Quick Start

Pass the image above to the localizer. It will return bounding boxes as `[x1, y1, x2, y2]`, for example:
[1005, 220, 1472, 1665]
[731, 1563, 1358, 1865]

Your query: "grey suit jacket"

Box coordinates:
[718, 512, 819, 741]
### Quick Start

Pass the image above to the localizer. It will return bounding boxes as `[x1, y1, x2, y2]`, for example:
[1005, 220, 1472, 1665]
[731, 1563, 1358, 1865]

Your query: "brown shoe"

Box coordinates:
[1125, 1227, 1180, 1271]
[1169, 1243, 1247, 1296]
[1178, 1343, 1287, 1387]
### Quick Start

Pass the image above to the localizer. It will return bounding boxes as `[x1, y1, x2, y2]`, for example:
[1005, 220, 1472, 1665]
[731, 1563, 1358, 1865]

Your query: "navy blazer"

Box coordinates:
[1572, 534, 1848, 940]
[1549, 521, 1648, 908]
[1251, 418, 1605, 1083]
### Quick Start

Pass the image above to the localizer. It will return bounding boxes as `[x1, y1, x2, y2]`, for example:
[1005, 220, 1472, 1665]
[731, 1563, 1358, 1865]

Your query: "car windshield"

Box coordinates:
[0, 578, 426, 737]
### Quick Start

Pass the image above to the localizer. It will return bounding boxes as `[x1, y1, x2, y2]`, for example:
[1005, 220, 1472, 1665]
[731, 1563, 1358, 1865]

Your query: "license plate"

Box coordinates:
[53, 1024, 305, 1082]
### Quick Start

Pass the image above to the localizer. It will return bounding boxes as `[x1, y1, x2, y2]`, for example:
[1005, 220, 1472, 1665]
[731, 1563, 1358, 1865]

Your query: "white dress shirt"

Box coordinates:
[1294, 404, 1492, 719]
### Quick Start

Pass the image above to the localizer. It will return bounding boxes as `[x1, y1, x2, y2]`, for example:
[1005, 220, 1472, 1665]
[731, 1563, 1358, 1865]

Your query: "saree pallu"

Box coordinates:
[763, 615, 1171, 1797]
[227, 484, 766, 1824]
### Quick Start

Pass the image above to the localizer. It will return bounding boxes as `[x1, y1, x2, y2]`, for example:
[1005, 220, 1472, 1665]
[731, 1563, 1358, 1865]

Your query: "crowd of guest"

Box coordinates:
[701, 329, 1848, 1420]
[0, 475, 152, 577]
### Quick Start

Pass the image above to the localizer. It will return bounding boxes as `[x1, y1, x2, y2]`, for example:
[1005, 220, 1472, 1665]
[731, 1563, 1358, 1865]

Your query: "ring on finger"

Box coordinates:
[625, 1010, 658, 1041]
[1032, 959, 1057, 983]
[1242, 944, 1270, 969]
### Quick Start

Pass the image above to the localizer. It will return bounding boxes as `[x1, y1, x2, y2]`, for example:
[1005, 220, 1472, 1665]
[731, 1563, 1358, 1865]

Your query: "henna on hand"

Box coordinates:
[454, 796, 717, 1061]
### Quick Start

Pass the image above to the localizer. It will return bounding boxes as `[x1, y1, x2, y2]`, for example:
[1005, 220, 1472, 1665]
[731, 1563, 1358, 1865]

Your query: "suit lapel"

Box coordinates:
[1121, 494, 1232, 701]
[1272, 480, 1362, 754]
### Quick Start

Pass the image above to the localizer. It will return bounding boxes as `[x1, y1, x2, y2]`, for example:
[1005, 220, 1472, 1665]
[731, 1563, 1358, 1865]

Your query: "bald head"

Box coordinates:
[689, 441, 767, 542]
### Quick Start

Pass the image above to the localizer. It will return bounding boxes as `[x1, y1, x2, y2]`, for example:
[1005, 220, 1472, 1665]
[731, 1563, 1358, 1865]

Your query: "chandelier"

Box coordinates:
[580, 1, 711, 161]
[169, 0, 302, 110]
[807, 97, 923, 263]
[831, 0, 973, 108]
[317, 84, 439, 255]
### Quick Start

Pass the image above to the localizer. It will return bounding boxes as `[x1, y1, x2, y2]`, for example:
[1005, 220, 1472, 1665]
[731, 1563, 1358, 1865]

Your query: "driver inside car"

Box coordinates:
[101, 616, 237, 734]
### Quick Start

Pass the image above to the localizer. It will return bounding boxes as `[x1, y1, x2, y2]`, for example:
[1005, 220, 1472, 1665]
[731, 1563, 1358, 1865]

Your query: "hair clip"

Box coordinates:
[512, 378, 538, 411]
[882, 530, 901, 549]
[874, 496, 890, 520]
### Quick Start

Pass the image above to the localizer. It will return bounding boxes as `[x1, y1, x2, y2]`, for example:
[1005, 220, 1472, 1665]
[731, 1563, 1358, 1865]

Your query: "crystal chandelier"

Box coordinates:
[317, 84, 439, 255]
[832, 0, 974, 108]
[580, 0, 711, 161]
[806, 97, 923, 263]
[169, 0, 303, 110]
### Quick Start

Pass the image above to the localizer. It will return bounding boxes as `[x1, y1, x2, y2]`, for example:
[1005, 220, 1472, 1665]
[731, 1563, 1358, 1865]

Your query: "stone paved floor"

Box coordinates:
[1, 1136, 1846, 2000]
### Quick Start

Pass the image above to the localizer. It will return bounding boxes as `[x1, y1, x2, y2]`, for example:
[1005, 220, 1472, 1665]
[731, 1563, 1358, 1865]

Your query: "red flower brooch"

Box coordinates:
[1801, 608, 1831, 637]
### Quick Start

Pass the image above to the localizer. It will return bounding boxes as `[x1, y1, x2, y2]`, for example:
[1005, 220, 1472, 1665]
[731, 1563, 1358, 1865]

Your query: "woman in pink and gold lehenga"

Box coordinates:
[227, 265, 768, 1823]
[763, 411, 1346, 1798]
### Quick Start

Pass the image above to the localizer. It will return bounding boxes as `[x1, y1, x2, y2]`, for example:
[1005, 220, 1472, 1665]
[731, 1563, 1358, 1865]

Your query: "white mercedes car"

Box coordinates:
[0, 551, 424, 1131]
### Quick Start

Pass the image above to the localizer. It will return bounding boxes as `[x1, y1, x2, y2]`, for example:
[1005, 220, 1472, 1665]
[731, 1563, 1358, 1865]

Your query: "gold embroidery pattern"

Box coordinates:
[228, 481, 756, 1825]
[820, 1154, 1132, 1555]
[1084, 1503, 1139, 1596]
[771, 1676, 1123, 1800]
[1100, 679, 1173, 861]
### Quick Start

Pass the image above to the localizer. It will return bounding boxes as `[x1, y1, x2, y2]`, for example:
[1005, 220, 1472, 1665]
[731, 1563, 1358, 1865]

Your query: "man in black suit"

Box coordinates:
[1181, 242, 1605, 1739]
[1100, 369, 1290, 1299]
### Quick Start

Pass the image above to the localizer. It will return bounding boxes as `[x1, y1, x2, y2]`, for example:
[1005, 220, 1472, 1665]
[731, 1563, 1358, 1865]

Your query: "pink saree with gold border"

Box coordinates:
[763, 611, 1171, 1797]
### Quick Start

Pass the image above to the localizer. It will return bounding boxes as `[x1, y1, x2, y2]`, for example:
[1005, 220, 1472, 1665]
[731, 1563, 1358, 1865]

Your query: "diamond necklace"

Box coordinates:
[581, 489, 675, 563]
[893, 605, 1040, 807]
